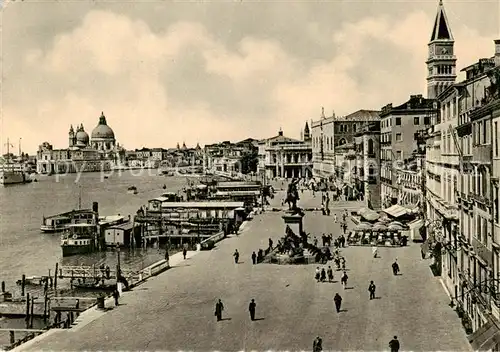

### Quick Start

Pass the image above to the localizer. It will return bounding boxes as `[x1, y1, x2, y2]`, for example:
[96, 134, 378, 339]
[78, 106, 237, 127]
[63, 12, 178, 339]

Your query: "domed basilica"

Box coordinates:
[37, 112, 124, 174]
[69, 112, 116, 153]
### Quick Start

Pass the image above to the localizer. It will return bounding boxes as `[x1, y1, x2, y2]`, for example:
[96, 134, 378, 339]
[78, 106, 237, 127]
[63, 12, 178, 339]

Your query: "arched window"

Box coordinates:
[368, 139, 374, 155]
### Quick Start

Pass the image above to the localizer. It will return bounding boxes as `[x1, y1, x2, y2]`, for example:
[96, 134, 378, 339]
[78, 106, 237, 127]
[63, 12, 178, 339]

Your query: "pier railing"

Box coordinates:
[58, 266, 138, 281]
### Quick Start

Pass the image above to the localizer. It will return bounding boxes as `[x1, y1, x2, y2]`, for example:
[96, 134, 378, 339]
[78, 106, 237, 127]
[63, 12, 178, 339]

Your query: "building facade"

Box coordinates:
[257, 128, 312, 180]
[311, 108, 379, 181]
[380, 95, 435, 208]
[353, 121, 382, 209]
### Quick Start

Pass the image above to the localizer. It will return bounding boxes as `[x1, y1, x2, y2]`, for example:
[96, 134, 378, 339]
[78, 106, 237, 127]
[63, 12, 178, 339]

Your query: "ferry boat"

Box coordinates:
[41, 211, 75, 232]
[0, 139, 31, 185]
[61, 222, 98, 257]
[0, 168, 32, 185]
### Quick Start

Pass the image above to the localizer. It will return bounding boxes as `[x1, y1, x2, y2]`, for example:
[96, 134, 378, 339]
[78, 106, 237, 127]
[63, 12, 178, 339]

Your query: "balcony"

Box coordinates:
[472, 144, 492, 164]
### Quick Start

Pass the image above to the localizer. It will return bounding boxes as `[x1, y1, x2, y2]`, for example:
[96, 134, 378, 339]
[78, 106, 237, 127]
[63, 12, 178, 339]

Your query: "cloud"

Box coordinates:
[2, 7, 496, 154]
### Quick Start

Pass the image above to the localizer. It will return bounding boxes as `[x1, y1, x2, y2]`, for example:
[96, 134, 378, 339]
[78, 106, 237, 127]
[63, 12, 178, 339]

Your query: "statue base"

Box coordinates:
[282, 211, 305, 236]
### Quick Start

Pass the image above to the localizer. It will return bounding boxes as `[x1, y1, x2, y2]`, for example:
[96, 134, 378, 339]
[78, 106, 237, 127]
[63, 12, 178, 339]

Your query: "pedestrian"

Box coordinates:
[320, 268, 326, 282]
[248, 299, 256, 321]
[251, 251, 257, 265]
[389, 336, 400, 352]
[214, 299, 224, 321]
[269, 238, 273, 250]
[233, 249, 240, 264]
[112, 288, 120, 306]
[341, 271, 348, 289]
[322, 234, 326, 247]
[315, 267, 321, 282]
[334, 214, 337, 223]
[327, 266, 334, 282]
[368, 280, 376, 300]
[333, 293, 342, 313]
[183, 247, 187, 260]
[372, 245, 378, 258]
[392, 259, 400, 275]
[314, 237, 318, 247]
[165, 249, 169, 262]
[313, 336, 323, 352]
[341, 257, 346, 270]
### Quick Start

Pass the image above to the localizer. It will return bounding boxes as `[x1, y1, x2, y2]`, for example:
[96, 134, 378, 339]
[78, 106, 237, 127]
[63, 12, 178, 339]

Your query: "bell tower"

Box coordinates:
[426, 0, 456, 99]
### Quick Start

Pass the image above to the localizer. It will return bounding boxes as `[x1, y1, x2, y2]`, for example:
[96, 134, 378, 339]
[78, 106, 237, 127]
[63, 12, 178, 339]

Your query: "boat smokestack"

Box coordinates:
[92, 202, 99, 214]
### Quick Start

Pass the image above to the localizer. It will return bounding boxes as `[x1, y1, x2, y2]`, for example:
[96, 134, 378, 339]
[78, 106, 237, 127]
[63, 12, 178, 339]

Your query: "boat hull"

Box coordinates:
[62, 244, 93, 257]
[0, 170, 31, 185]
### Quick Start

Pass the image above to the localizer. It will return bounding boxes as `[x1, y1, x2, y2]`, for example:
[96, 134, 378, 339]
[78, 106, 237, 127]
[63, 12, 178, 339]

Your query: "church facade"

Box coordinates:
[37, 112, 124, 174]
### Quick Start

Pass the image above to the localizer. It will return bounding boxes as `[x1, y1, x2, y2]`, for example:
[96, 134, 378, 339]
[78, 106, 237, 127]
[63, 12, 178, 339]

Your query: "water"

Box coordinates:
[0, 170, 195, 288]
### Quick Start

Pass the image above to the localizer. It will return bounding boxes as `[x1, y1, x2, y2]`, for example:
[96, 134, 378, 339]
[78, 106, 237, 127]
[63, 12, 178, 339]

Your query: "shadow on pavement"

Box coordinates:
[220, 318, 232, 321]
[253, 318, 265, 321]
[345, 287, 354, 290]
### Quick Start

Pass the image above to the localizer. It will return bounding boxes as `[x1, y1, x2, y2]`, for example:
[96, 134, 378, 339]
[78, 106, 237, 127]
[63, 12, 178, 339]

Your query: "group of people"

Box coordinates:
[214, 298, 258, 321]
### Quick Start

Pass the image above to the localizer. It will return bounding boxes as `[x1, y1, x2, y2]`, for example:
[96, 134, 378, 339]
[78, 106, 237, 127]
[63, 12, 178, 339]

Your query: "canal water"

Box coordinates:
[0, 169, 195, 288]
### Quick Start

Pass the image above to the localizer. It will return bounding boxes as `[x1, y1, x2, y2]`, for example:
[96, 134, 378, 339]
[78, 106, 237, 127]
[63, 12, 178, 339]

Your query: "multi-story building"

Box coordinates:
[380, 95, 435, 208]
[205, 139, 258, 175]
[257, 127, 312, 179]
[353, 121, 381, 209]
[451, 48, 500, 344]
[334, 142, 357, 199]
[311, 108, 379, 181]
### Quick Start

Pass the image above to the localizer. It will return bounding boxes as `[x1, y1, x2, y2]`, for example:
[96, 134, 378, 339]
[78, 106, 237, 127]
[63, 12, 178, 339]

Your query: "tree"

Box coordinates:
[239, 151, 259, 174]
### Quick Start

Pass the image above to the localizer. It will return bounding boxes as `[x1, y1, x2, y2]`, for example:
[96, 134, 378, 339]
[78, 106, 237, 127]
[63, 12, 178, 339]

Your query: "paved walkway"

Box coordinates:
[17, 192, 471, 351]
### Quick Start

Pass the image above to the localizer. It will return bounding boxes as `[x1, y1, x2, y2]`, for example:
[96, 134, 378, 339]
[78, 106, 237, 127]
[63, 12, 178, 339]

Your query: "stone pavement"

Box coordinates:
[18, 192, 471, 351]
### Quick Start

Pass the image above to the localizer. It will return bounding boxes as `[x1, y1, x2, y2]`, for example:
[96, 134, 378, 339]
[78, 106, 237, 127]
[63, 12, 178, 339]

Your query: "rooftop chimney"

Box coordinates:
[495, 39, 500, 67]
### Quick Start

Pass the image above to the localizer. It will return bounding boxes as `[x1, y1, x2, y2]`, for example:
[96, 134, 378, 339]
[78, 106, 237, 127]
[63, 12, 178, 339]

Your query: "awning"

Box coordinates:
[408, 219, 424, 229]
[469, 320, 500, 351]
[383, 205, 408, 218]
[359, 208, 380, 222]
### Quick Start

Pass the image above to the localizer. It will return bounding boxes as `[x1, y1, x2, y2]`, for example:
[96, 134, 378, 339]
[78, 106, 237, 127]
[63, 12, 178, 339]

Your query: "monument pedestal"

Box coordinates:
[282, 212, 305, 235]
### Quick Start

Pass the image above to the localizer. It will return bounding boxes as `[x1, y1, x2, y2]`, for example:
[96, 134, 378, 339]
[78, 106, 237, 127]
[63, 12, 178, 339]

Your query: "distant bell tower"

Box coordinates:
[426, 0, 456, 99]
[303, 121, 311, 141]
[69, 125, 75, 147]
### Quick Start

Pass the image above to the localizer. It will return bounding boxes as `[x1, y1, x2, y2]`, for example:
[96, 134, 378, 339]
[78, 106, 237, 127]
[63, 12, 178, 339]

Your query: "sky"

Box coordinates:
[1, 0, 499, 154]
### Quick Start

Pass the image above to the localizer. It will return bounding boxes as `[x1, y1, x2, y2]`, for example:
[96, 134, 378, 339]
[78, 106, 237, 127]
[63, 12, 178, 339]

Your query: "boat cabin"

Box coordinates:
[104, 222, 135, 247]
[159, 201, 244, 220]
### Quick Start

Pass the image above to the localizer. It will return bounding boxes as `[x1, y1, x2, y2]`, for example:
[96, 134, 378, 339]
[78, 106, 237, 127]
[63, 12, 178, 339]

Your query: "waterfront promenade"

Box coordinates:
[18, 191, 471, 351]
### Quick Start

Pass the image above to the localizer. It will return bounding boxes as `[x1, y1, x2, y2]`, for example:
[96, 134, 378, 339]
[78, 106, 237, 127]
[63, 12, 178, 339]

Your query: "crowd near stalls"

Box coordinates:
[346, 206, 425, 246]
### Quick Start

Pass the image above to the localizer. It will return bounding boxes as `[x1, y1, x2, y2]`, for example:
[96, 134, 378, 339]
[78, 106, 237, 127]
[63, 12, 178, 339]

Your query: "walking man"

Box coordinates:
[334, 214, 337, 223]
[392, 259, 400, 275]
[183, 247, 187, 260]
[248, 299, 256, 321]
[251, 251, 257, 265]
[112, 288, 120, 306]
[327, 266, 334, 282]
[214, 299, 224, 321]
[341, 271, 348, 289]
[269, 238, 273, 250]
[389, 336, 400, 352]
[313, 336, 323, 352]
[233, 249, 240, 264]
[368, 280, 376, 300]
[333, 293, 342, 313]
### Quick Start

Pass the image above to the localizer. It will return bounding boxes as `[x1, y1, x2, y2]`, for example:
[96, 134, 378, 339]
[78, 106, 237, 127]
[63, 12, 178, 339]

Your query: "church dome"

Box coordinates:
[91, 112, 115, 140]
[76, 125, 89, 145]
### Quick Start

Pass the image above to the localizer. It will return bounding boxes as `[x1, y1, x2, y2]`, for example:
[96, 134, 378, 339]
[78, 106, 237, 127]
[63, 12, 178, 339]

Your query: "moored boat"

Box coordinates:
[61, 223, 98, 257]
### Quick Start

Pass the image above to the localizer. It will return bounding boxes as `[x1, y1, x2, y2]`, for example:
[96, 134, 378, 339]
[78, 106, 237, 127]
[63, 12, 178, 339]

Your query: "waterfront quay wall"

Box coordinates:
[37, 160, 113, 174]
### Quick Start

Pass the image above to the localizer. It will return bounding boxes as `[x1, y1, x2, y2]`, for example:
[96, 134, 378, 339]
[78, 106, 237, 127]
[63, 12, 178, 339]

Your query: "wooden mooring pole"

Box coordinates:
[54, 263, 59, 295]
[25, 293, 30, 328]
[21, 274, 26, 297]
[30, 296, 35, 328]
[1, 280, 5, 293]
